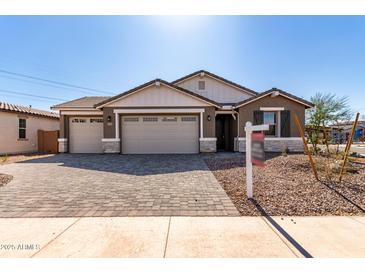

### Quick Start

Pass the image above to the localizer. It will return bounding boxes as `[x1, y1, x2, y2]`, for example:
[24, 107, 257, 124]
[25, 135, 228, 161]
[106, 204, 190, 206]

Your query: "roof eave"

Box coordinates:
[94, 79, 222, 109]
[234, 88, 314, 109]
[172, 70, 259, 96]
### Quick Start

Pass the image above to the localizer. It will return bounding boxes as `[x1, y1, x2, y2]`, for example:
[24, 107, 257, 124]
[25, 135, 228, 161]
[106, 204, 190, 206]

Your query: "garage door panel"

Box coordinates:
[69, 117, 103, 153]
[122, 115, 199, 154]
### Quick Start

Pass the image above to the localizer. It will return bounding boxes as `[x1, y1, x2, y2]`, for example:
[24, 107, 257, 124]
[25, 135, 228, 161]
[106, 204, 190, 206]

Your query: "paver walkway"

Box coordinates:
[0, 154, 238, 217]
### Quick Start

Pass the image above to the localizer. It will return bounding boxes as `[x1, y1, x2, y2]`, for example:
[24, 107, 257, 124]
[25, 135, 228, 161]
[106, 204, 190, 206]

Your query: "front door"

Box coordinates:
[216, 115, 225, 150]
[215, 115, 233, 151]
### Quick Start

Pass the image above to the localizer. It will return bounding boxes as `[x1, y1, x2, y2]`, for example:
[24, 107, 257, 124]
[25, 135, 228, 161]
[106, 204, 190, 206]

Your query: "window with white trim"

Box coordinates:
[263, 112, 277, 136]
[18, 118, 26, 139]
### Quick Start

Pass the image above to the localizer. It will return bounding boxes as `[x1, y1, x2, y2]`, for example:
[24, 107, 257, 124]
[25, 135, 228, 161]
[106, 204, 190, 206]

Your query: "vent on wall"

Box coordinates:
[198, 80, 205, 90]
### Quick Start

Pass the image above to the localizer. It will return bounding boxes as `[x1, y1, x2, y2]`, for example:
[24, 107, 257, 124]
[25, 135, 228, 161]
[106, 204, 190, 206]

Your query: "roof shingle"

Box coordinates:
[51, 96, 110, 109]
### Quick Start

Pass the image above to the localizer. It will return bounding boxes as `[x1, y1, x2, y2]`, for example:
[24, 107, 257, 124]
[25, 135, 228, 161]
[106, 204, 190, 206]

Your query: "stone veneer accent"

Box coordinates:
[58, 138, 68, 153]
[102, 139, 120, 153]
[199, 138, 217, 153]
[235, 137, 304, 152]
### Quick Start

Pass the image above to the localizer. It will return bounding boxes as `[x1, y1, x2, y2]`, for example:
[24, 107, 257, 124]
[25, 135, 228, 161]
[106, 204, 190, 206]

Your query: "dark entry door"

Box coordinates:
[216, 115, 233, 151]
[216, 116, 225, 150]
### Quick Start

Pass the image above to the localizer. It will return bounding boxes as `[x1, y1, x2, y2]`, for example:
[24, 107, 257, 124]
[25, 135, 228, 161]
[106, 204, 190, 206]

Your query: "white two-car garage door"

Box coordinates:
[69, 117, 103, 153]
[121, 115, 199, 154]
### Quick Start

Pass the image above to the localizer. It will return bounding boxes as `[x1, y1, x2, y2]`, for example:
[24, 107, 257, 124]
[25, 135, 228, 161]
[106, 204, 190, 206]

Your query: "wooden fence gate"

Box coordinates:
[38, 130, 59, 154]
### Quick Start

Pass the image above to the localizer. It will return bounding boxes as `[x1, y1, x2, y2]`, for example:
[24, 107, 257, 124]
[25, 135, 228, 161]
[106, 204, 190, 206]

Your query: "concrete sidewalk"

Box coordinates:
[0, 216, 364, 258]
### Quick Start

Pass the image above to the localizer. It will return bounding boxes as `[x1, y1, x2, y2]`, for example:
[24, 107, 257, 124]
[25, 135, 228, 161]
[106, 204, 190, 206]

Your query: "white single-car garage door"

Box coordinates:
[121, 115, 199, 154]
[69, 117, 103, 153]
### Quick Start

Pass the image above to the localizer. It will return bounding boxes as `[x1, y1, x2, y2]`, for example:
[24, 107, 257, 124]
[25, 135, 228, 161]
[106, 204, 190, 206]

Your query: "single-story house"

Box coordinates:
[331, 119, 365, 143]
[0, 102, 60, 155]
[51, 70, 313, 154]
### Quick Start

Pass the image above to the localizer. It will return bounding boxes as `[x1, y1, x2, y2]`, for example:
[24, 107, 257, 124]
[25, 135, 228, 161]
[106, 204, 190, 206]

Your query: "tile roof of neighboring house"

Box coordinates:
[234, 88, 314, 109]
[94, 79, 222, 108]
[0, 102, 59, 119]
[51, 96, 110, 109]
[172, 69, 259, 96]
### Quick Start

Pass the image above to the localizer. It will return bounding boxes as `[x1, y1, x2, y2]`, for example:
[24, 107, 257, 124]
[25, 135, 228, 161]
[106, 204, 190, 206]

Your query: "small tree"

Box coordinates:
[306, 92, 352, 154]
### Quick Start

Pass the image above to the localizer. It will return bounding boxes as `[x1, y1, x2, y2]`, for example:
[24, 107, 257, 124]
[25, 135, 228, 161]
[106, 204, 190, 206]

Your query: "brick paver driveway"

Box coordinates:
[0, 154, 238, 217]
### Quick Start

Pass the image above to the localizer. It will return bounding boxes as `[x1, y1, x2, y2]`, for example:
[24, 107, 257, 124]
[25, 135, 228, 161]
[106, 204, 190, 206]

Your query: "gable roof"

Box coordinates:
[172, 70, 258, 96]
[0, 102, 59, 119]
[94, 79, 222, 108]
[51, 96, 110, 109]
[234, 88, 314, 109]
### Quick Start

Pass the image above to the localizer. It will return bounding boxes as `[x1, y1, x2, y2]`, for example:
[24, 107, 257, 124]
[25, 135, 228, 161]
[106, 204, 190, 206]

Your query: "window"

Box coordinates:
[181, 116, 197, 122]
[143, 117, 158, 122]
[71, 118, 86, 123]
[162, 117, 177, 122]
[18, 118, 26, 139]
[198, 81, 205, 90]
[90, 118, 103, 123]
[263, 112, 277, 136]
[124, 117, 139, 122]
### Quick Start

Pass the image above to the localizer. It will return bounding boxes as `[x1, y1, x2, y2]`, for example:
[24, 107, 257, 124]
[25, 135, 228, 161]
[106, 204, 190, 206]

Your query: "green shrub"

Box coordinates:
[281, 147, 289, 157]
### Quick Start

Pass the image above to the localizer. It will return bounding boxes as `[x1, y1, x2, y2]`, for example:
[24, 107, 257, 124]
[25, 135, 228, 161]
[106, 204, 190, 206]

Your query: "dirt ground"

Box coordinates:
[204, 153, 365, 216]
[0, 153, 54, 165]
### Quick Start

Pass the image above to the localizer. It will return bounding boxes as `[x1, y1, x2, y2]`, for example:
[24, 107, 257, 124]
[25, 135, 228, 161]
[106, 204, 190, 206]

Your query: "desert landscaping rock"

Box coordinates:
[204, 153, 365, 216]
[0, 174, 12, 187]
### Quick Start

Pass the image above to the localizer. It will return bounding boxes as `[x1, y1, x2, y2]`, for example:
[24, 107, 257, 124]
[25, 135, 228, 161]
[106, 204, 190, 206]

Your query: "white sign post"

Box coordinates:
[244, 121, 269, 199]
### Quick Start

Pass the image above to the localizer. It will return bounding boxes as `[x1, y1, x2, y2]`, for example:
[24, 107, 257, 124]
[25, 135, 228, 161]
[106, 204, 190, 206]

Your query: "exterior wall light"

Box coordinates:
[207, 115, 211, 121]
[107, 116, 112, 123]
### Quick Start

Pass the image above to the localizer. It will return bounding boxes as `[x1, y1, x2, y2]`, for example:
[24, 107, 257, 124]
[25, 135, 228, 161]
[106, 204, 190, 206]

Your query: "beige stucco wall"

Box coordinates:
[176, 75, 253, 104]
[237, 95, 306, 137]
[0, 111, 59, 155]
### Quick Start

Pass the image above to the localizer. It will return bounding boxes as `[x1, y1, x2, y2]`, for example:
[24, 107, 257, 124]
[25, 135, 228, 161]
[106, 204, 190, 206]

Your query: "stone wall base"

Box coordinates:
[234, 137, 245, 152]
[199, 138, 217, 153]
[235, 137, 304, 153]
[58, 138, 68, 153]
[102, 139, 120, 153]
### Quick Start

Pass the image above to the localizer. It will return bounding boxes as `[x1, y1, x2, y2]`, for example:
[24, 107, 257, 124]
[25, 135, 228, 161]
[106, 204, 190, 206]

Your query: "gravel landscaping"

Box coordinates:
[204, 153, 365, 216]
[0, 173, 12, 187]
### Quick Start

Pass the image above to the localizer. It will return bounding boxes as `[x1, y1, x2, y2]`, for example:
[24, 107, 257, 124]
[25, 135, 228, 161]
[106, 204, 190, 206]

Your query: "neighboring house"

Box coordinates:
[0, 102, 59, 155]
[331, 119, 365, 144]
[51, 70, 313, 154]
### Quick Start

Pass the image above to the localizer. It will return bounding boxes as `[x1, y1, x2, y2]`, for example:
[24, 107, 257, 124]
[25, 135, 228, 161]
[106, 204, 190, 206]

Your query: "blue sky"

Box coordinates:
[0, 16, 364, 114]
